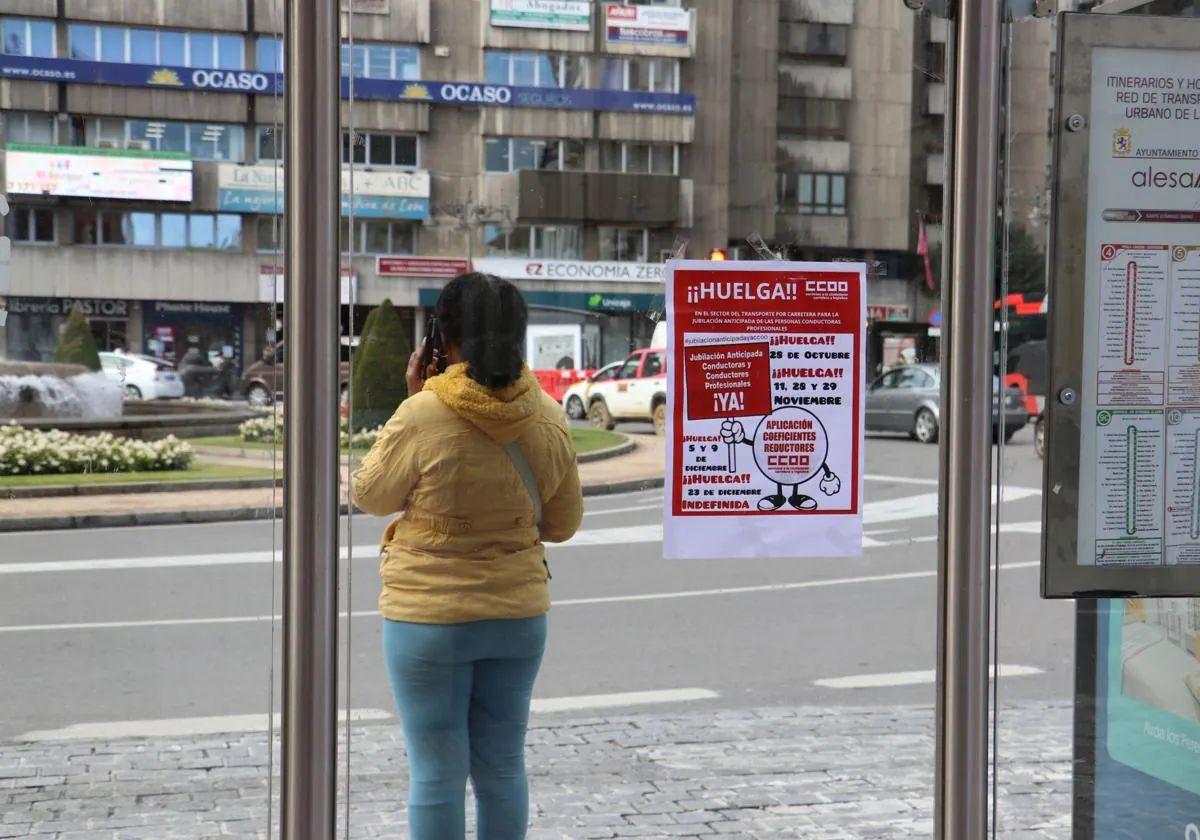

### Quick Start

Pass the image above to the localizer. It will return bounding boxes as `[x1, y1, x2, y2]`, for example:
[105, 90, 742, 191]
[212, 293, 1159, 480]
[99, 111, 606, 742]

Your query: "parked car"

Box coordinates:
[562, 361, 623, 420]
[98, 351, 185, 400]
[240, 341, 353, 407]
[586, 347, 667, 434]
[865, 363, 1027, 443]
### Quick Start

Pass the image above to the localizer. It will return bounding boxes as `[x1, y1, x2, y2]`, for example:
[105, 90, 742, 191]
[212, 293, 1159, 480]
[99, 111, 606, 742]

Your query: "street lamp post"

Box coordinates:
[425, 190, 513, 266]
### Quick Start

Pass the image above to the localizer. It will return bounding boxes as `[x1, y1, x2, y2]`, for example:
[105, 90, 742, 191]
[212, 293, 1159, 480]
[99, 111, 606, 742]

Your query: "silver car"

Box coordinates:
[865, 363, 1028, 444]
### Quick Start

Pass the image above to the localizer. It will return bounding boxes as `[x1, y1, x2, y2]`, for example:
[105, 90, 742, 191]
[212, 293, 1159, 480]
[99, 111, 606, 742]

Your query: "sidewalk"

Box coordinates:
[0, 436, 664, 531]
[0, 702, 1071, 839]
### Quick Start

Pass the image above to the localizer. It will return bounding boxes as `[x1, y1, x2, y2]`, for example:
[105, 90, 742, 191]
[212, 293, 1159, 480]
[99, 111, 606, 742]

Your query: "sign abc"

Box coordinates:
[439, 83, 512, 104]
[806, 280, 849, 293]
[191, 69, 270, 92]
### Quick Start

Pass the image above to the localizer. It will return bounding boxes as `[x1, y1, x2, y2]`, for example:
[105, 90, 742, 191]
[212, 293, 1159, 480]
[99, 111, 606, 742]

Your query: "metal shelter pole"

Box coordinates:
[281, 0, 340, 836]
[935, 0, 1003, 837]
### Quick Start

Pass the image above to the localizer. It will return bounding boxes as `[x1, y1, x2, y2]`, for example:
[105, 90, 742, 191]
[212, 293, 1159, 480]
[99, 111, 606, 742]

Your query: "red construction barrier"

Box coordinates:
[534, 369, 594, 402]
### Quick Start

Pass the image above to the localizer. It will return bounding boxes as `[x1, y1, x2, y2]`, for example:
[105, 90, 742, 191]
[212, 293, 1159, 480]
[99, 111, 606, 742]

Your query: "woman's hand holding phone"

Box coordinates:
[407, 341, 441, 395]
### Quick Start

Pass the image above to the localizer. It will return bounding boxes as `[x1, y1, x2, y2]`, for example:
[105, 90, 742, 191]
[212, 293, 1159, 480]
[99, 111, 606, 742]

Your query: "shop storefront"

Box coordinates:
[4, 296, 134, 361]
[465, 257, 664, 369]
[143, 300, 245, 373]
[865, 304, 940, 377]
[418, 286, 658, 370]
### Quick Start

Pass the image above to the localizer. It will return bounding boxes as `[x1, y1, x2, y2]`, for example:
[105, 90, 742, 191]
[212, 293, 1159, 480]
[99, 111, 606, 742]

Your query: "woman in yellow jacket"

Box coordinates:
[353, 273, 583, 840]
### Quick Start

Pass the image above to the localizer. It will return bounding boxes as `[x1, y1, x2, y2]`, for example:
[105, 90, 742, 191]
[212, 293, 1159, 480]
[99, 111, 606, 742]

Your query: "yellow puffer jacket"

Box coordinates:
[352, 363, 583, 624]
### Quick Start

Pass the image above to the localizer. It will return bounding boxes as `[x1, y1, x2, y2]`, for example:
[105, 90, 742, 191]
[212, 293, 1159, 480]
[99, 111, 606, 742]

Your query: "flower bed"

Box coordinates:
[0, 424, 194, 476]
[238, 414, 382, 450]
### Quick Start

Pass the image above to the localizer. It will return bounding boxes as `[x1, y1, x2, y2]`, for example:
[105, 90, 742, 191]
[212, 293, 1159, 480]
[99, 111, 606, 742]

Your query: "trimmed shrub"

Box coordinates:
[350, 299, 410, 431]
[53, 308, 101, 371]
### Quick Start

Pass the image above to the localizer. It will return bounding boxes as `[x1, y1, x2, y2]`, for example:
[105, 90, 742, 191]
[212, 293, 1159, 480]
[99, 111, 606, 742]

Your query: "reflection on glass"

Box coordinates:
[3, 17, 55, 57]
[256, 35, 282, 73]
[189, 215, 216, 249]
[66, 23, 95, 59]
[485, 137, 510, 172]
[217, 34, 243, 70]
[512, 53, 537, 86]
[485, 52, 509, 85]
[159, 30, 184, 66]
[130, 28, 156, 63]
[627, 143, 650, 174]
[189, 33, 215, 69]
[217, 215, 242, 251]
[161, 213, 187, 248]
[100, 26, 124, 62]
[598, 57, 625, 90]
[100, 211, 126, 245]
[126, 212, 156, 247]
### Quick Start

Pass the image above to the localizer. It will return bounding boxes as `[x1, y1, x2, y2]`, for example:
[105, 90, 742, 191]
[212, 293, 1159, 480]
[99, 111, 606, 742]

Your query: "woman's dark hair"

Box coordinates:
[435, 273, 528, 388]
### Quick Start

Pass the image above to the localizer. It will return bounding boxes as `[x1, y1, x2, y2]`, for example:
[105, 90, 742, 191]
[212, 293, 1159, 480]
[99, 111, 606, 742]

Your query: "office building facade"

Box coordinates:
[0, 0, 1050, 374]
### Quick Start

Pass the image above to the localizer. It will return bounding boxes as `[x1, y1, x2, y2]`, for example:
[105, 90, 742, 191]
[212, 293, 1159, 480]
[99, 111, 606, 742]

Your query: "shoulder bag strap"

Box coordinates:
[503, 441, 543, 526]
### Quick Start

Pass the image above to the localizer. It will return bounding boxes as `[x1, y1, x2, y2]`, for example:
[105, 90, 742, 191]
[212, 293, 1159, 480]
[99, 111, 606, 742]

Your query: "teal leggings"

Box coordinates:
[382, 615, 547, 840]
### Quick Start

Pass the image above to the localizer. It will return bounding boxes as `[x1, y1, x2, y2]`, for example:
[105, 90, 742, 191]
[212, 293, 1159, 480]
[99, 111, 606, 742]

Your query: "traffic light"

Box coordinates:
[708, 248, 728, 261]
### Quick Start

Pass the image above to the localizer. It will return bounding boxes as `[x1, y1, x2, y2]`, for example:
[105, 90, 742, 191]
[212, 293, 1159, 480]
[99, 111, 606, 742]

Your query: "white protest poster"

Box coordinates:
[1076, 48, 1200, 568]
[663, 260, 866, 559]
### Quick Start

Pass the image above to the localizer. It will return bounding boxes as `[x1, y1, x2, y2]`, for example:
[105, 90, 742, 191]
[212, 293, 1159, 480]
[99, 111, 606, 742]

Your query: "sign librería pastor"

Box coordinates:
[664, 260, 865, 559]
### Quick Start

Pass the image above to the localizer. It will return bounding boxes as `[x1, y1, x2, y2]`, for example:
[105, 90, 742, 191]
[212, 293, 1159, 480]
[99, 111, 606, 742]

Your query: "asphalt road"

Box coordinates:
[0, 429, 1070, 743]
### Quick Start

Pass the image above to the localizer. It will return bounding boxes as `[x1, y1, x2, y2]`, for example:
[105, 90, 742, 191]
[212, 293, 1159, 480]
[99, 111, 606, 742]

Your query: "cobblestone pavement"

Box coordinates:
[0, 702, 1071, 839]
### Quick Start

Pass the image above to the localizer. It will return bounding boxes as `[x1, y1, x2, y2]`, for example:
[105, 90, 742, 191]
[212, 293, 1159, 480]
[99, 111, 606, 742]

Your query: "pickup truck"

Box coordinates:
[585, 347, 668, 434]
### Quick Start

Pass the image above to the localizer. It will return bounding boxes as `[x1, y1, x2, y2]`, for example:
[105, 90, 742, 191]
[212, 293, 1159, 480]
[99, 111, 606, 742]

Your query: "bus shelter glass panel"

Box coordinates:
[342, 2, 949, 838]
[0, 3, 287, 838]
[996, 3, 1200, 838]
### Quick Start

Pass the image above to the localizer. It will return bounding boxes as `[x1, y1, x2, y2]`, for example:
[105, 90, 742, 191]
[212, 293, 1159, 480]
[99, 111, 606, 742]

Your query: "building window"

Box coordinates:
[340, 43, 421, 80]
[599, 227, 649, 262]
[778, 172, 847, 215]
[598, 57, 679, 93]
[68, 25, 244, 69]
[484, 224, 581, 259]
[256, 37, 420, 79]
[485, 51, 588, 88]
[257, 125, 284, 162]
[256, 36, 282, 73]
[2, 18, 55, 58]
[484, 137, 585, 173]
[254, 217, 281, 252]
[73, 210, 243, 250]
[340, 219, 416, 255]
[4, 111, 61, 145]
[76, 117, 245, 161]
[778, 97, 849, 140]
[342, 131, 420, 168]
[778, 23, 849, 64]
[8, 206, 55, 244]
[598, 141, 678, 175]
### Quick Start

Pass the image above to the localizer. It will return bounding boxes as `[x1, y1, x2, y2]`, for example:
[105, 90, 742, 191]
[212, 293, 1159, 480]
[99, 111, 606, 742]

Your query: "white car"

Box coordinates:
[99, 352, 185, 400]
[562, 362, 622, 420]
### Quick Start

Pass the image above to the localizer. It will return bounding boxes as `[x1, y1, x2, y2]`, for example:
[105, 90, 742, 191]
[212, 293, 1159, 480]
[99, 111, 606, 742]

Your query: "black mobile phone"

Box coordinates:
[421, 316, 446, 374]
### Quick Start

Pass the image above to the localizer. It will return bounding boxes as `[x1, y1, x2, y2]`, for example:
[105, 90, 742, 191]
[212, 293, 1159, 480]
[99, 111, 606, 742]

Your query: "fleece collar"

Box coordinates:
[423, 363, 541, 444]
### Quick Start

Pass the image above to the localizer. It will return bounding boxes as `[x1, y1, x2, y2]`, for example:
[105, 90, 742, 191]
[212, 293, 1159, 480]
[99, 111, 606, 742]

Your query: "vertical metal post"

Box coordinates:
[935, 0, 1003, 838]
[281, 0, 340, 836]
